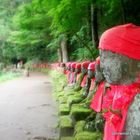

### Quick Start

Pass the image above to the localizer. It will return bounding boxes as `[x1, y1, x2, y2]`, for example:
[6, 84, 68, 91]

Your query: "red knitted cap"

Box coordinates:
[99, 23, 140, 60]
[76, 63, 81, 69]
[82, 61, 90, 69]
[88, 62, 96, 71]
[71, 62, 77, 69]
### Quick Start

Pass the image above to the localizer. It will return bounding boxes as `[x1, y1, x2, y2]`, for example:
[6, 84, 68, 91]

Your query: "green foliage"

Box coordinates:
[0, 71, 21, 83]
[48, 0, 91, 35]
[74, 131, 102, 140]
[0, 0, 140, 64]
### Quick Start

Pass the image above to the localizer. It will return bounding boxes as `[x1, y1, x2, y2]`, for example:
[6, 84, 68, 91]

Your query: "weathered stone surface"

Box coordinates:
[100, 50, 140, 85]
[100, 50, 140, 140]
[95, 62, 104, 83]
[125, 94, 140, 140]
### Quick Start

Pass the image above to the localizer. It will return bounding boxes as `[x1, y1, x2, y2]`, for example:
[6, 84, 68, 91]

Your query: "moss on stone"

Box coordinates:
[59, 115, 74, 137]
[53, 91, 65, 100]
[59, 96, 68, 104]
[74, 121, 86, 134]
[67, 95, 83, 108]
[64, 91, 77, 97]
[74, 132, 103, 140]
[70, 104, 92, 122]
[60, 116, 73, 128]
[59, 104, 70, 115]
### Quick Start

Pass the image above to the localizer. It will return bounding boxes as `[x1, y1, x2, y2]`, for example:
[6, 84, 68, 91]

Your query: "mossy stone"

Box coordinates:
[59, 96, 67, 104]
[67, 94, 83, 108]
[70, 104, 92, 122]
[74, 121, 86, 134]
[74, 132, 102, 140]
[59, 104, 70, 115]
[59, 115, 74, 137]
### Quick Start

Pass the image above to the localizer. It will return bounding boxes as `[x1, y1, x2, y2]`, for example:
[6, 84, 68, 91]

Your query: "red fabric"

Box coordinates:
[90, 82, 105, 112]
[95, 57, 100, 65]
[102, 77, 140, 140]
[88, 62, 96, 72]
[66, 62, 72, 69]
[82, 61, 90, 69]
[81, 75, 87, 87]
[76, 73, 81, 82]
[91, 78, 140, 140]
[71, 62, 77, 69]
[63, 70, 67, 75]
[69, 72, 75, 84]
[99, 23, 140, 60]
[66, 71, 71, 83]
[89, 78, 95, 91]
[76, 63, 81, 70]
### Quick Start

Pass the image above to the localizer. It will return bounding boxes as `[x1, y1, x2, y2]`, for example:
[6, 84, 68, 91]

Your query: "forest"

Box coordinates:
[0, 0, 140, 66]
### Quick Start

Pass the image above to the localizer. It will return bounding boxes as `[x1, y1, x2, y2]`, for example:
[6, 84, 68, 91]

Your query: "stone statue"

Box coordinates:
[98, 23, 140, 140]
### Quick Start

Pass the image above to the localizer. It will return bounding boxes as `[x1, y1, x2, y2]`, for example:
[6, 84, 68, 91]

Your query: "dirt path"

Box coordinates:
[0, 72, 58, 140]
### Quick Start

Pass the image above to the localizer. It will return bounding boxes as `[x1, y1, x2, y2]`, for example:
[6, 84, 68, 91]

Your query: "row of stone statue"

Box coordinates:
[60, 23, 140, 140]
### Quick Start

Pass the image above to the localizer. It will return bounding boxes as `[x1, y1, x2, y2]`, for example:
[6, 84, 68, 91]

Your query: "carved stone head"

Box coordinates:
[81, 61, 90, 75]
[100, 50, 140, 85]
[99, 23, 140, 85]
[95, 62, 104, 84]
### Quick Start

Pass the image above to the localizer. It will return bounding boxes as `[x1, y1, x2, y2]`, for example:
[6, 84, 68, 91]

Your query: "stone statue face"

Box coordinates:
[81, 67, 87, 75]
[95, 63, 104, 83]
[100, 50, 140, 85]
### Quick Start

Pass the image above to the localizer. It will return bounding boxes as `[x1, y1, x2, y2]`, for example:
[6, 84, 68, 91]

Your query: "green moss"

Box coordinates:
[59, 96, 68, 104]
[74, 121, 86, 134]
[70, 104, 92, 122]
[67, 94, 83, 106]
[60, 116, 73, 128]
[53, 91, 65, 100]
[74, 132, 103, 140]
[59, 104, 70, 115]
[59, 115, 74, 137]
[50, 70, 67, 92]
[64, 91, 78, 97]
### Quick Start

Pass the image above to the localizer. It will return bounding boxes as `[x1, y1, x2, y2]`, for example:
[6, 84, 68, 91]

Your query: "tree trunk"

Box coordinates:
[91, 0, 99, 48]
[57, 48, 62, 62]
[120, 0, 127, 23]
[61, 37, 69, 63]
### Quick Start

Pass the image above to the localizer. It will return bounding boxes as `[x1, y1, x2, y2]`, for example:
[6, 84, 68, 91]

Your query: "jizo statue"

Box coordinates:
[98, 23, 140, 140]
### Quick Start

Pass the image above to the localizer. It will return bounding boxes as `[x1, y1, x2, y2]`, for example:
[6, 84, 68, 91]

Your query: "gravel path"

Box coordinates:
[0, 72, 58, 140]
